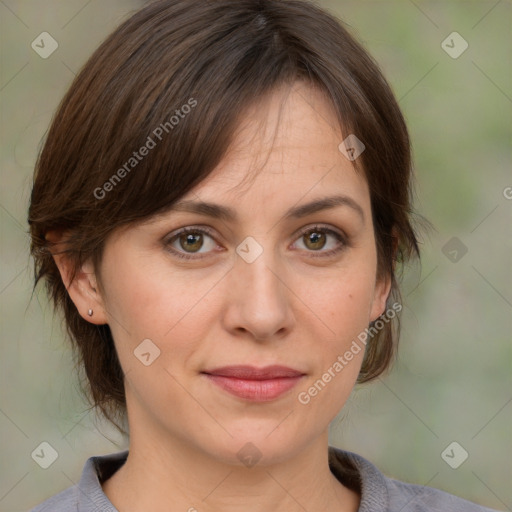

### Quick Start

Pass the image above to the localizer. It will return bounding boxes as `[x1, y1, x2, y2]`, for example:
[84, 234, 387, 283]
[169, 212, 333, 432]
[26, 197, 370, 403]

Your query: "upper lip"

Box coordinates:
[202, 365, 305, 380]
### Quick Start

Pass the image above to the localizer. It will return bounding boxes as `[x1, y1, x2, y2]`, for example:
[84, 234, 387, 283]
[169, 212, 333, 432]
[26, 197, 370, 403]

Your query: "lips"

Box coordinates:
[202, 365, 305, 401]
[204, 365, 304, 379]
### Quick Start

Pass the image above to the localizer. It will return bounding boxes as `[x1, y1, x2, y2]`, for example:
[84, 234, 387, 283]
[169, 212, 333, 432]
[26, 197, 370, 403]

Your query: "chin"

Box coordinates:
[192, 421, 314, 468]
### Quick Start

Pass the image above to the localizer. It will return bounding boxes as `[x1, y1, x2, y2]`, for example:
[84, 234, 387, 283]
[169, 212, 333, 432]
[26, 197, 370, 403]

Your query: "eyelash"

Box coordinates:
[164, 225, 348, 261]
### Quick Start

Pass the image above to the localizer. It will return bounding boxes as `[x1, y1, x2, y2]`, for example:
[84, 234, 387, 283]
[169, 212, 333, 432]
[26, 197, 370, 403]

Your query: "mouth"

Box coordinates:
[201, 365, 306, 402]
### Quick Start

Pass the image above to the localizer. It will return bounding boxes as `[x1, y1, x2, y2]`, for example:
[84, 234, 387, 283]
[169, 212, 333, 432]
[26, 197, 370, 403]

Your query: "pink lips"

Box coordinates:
[202, 365, 305, 402]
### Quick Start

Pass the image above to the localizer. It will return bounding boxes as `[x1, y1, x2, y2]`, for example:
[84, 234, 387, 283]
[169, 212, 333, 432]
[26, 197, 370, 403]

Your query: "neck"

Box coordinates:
[103, 428, 360, 512]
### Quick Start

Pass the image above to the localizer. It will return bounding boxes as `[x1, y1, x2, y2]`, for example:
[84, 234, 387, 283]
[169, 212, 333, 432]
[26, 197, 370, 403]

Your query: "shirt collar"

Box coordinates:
[74, 446, 388, 511]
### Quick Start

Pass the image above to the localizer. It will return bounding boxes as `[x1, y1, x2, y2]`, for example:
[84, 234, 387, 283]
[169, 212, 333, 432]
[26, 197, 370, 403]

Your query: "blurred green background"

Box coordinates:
[0, 1, 510, 510]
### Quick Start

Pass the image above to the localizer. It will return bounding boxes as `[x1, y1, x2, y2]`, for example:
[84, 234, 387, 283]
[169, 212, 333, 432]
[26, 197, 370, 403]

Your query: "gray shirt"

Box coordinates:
[30, 447, 501, 511]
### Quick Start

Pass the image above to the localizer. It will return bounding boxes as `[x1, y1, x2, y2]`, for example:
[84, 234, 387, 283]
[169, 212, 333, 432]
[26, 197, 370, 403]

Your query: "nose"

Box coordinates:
[222, 246, 296, 342]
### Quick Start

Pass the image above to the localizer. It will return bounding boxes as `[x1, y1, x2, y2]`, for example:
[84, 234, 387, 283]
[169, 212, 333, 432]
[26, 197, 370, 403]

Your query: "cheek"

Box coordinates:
[304, 260, 376, 337]
[100, 255, 219, 371]
[294, 306, 369, 426]
[311, 286, 371, 374]
[295, 261, 375, 401]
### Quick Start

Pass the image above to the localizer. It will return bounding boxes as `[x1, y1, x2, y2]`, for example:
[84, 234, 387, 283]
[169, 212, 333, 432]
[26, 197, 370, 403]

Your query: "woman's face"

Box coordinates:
[92, 81, 390, 465]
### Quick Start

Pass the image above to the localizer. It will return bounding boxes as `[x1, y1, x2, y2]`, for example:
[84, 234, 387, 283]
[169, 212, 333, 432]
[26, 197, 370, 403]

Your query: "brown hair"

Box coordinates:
[28, 0, 422, 425]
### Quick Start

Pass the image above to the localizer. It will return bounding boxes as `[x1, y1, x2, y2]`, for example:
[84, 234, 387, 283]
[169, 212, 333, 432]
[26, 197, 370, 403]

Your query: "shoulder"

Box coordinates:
[29, 450, 127, 512]
[384, 476, 500, 511]
[29, 485, 78, 511]
[328, 446, 501, 512]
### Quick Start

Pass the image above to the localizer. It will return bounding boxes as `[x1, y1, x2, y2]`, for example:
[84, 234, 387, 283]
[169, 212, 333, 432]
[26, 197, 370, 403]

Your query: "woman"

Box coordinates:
[28, 0, 501, 510]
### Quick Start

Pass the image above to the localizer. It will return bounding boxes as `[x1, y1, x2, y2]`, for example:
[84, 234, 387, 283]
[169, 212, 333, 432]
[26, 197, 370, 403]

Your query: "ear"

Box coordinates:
[369, 271, 392, 322]
[46, 229, 108, 325]
[369, 229, 398, 322]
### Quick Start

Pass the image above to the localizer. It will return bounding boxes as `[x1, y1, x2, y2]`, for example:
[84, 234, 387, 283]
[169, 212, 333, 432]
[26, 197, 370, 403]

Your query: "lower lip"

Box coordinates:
[204, 374, 304, 401]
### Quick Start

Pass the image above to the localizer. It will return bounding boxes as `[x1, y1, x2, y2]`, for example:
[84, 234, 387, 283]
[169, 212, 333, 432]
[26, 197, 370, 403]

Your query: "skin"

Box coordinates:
[50, 80, 391, 512]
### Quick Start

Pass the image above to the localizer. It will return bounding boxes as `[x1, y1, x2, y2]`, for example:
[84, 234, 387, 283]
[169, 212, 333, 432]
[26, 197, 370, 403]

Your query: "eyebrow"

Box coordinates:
[167, 194, 365, 224]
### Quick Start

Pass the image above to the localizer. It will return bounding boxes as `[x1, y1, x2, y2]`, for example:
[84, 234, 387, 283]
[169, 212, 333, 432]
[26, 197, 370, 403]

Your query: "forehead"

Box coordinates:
[186, 81, 370, 211]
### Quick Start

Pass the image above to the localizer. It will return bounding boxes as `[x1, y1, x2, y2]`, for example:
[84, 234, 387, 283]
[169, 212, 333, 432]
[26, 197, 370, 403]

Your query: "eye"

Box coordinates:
[164, 226, 219, 260]
[291, 224, 347, 258]
[164, 224, 348, 261]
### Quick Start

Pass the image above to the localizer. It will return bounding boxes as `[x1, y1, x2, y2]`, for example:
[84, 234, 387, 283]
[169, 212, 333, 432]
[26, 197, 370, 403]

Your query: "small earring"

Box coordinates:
[87, 309, 93, 316]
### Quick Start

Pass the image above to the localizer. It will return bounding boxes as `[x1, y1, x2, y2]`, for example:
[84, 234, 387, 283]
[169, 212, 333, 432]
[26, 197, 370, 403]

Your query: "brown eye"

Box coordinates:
[165, 226, 218, 260]
[303, 230, 327, 251]
[178, 232, 204, 253]
[293, 225, 347, 258]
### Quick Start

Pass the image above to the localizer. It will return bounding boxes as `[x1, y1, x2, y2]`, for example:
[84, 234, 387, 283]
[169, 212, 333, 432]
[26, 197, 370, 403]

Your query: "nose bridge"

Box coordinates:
[228, 238, 293, 339]
[238, 247, 281, 298]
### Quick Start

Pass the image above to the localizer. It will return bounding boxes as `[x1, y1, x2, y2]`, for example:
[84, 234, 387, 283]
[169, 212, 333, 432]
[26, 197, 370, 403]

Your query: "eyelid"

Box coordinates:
[163, 224, 216, 242]
[292, 223, 347, 243]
